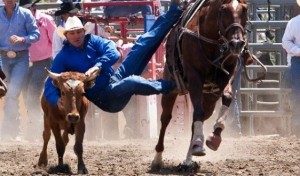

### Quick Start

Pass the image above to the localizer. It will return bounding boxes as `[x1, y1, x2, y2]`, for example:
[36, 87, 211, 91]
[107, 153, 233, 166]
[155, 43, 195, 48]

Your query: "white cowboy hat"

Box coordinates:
[57, 16, 86, 39]
[297, 0, 300, 7]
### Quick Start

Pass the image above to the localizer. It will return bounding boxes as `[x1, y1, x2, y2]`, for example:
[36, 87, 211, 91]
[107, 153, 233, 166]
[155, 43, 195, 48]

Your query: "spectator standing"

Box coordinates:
[282, 0, 300, 138]
[52, 1, 79, 58]
[0, 0, 40, 141]
[20, 0, 56, 142]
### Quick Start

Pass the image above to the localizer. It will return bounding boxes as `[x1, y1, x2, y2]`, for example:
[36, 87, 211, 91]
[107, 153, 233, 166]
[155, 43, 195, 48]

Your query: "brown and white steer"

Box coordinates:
[38, 69, 99, 174]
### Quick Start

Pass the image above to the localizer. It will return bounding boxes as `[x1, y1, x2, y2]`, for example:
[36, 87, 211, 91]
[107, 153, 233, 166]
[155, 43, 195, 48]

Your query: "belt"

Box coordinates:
[0, 50, 28, 58]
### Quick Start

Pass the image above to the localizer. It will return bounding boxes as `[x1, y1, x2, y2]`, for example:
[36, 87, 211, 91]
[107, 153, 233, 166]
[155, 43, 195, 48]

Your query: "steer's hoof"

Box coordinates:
[206, 133, 222, 151]
[151, 161, 163, 171]
[38, 157, 48, 167]
[78, 168, 88, 174]
[191, 139, 206, 156]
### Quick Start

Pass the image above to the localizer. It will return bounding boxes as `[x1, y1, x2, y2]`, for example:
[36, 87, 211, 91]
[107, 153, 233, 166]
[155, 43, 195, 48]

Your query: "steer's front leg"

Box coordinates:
[75, 121, 88, 174]
[38, 115, 51, 167]
[52, 123, 66, 166]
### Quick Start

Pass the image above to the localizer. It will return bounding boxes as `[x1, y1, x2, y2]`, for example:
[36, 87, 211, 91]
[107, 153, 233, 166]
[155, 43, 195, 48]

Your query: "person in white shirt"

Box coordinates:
[52, 1, 79, 58]
[282, 0, 300, 138]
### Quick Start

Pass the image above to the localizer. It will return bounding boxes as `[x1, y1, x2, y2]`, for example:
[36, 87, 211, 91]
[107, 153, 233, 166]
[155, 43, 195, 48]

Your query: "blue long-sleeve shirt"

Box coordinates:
[0, 5, 40, 51]
[44, 34, 120, 105]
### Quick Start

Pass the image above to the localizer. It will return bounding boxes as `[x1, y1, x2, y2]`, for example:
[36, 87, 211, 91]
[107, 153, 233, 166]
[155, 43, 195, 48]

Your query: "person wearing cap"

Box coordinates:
[44, 1, 182, 113]
[282, 0, 300, 138]
[52, 1, 79, 58]
[0, 0, 40, 141]
[19, 0, 56, 142]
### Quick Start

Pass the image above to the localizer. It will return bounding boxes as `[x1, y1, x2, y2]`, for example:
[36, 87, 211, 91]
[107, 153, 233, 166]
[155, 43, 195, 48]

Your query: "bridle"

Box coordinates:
[190, 0, 247, 75]
[177, 0, 267, 82]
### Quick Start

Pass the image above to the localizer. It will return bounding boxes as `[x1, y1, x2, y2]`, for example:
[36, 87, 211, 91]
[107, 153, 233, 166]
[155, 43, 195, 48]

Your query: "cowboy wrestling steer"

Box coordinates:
[38, 69, 99, 174]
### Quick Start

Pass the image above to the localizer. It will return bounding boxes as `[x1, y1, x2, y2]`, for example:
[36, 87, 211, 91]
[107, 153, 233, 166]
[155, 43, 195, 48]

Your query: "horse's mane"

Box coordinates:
[184, 0, 248, 33]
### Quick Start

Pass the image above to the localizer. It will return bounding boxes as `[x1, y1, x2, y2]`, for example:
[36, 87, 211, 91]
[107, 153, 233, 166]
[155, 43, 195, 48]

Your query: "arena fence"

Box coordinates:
[239, 0, 296, 136]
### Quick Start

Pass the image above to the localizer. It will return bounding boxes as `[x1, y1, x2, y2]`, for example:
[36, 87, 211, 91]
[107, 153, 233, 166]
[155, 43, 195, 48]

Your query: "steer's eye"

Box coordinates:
[61, 91, 65, 96]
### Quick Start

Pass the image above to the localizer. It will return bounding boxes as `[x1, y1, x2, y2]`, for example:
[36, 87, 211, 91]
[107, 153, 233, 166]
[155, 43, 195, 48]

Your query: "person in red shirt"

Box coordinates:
[20, 0, 56, 142]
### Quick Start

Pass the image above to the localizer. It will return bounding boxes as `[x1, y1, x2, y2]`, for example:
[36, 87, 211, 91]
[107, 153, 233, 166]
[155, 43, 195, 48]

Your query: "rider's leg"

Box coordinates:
[114, 3, 183, 80]
[96, 75, 176, 112]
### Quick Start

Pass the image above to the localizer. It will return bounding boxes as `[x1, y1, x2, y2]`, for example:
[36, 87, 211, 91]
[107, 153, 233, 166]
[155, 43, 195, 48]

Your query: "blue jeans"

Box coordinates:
[290, 57, 300, 134]
[23, 58, 52, 110]
[283, 65, 291, 88]
[1, 51, 29, 138]
[89, 4, 182, 112]
[104, 5, 152, 18]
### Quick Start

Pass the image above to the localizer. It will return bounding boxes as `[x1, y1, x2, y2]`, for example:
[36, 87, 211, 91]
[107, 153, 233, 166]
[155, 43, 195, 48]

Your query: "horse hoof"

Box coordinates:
[191, 139, 206, 156]
[206, 133, 222, 151]
[192, 145, 206, 156]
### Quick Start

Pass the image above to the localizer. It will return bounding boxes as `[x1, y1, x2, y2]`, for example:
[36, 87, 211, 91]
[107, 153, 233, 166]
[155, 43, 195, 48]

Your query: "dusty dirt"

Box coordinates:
[0, 134, 300, 176]
[0, 96, 299, 175]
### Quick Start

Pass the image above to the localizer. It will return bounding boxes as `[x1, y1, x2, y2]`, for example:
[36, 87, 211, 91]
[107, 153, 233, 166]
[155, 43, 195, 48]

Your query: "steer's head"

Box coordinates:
[47, 69, 99, 124]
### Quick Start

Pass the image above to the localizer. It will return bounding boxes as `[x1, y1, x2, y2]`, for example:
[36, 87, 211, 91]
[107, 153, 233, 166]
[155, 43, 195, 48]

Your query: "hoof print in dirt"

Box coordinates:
[176, 161, 200, 173]
[48, 164, 72, 174]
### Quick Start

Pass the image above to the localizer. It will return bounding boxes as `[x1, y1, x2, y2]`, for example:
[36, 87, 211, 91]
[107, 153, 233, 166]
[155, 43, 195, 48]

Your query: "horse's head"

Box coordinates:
[218, 0, 248, 55]
[194, 0, 248, 57]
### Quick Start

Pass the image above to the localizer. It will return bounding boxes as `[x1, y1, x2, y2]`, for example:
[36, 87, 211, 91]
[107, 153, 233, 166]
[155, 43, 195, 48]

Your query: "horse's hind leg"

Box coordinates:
[151, 93, 178, 170]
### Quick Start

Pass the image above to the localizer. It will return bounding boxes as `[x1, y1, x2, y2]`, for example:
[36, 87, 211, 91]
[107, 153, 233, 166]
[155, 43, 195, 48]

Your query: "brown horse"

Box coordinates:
[152, 0, 253, 168]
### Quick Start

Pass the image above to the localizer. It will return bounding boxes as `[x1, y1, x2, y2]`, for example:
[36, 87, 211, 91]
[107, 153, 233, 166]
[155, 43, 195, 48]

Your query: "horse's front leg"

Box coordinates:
[188, 83, 206, 159]
[151, 93, 178, 170]
[206, 88, 232, 151]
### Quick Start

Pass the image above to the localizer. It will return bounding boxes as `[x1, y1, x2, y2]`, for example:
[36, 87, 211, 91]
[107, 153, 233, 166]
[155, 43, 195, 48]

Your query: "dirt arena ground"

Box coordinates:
[0, 96, 299, 175]
[0, 134, 300, 175]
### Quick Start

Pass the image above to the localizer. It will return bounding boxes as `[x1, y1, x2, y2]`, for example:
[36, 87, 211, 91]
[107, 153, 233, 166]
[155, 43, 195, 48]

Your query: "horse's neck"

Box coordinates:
[182, 0, 206, 31]
[184, 1, 221, 38]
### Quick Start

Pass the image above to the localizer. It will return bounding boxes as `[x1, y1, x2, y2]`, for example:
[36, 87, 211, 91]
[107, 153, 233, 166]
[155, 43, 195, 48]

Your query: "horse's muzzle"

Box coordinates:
[228, 39, 246, 54]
